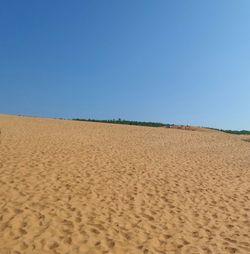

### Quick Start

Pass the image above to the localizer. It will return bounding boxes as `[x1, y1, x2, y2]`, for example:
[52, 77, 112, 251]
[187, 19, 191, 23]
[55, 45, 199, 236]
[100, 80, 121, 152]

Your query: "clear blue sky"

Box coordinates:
[1, 1, 250, 130]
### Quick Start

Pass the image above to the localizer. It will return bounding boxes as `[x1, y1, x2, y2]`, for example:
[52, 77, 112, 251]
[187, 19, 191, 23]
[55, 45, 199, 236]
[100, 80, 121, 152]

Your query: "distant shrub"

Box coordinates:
[206, 127, 250, 135]
[72, 119, 250, 134]
[72, 118, 171, 128]
[221, 130, 250, 135]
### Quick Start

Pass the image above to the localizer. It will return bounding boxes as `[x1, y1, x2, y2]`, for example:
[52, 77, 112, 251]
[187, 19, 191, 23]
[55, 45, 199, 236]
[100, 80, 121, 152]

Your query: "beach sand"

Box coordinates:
[0, 114, 249, 254]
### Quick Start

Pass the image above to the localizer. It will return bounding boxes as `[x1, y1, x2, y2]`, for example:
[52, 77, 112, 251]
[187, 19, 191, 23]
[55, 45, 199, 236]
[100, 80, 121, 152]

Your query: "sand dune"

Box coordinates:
[0, 114, 249, 254]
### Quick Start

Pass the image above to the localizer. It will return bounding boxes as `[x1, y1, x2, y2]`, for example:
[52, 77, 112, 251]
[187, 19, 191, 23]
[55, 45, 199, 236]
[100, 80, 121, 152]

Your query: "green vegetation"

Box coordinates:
[206, 127, 250, 135]
[219, 129, 250, 135]
[72, 118, 171, 128]
[72, 118, 250, 134]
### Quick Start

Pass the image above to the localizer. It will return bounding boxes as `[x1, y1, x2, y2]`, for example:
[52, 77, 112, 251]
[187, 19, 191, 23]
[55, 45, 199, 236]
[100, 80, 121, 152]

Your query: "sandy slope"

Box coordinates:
[0, 114, 249, 254]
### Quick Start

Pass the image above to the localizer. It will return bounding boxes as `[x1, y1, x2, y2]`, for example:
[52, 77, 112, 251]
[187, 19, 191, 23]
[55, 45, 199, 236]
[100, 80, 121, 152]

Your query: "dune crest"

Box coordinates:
[0, 114, 249, 254]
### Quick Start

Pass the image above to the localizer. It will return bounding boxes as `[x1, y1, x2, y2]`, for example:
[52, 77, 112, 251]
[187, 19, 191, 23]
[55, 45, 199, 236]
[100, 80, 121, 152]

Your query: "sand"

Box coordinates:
[0, 114, 249, 254]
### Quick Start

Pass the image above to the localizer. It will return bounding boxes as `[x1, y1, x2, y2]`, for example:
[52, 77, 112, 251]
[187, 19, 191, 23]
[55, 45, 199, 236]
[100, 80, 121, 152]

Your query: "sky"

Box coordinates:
[1, 0, 250, 130]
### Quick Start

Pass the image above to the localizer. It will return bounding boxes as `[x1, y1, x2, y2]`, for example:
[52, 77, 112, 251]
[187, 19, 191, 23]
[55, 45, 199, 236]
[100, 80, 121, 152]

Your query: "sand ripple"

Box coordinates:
[0, 115, 250, 254]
